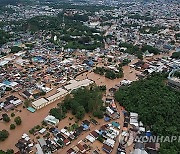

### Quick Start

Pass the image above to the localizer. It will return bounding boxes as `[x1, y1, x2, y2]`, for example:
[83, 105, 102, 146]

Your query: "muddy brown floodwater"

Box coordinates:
[0, 98, 64, 152]
[76, 60, 140, 92]
[0, 51, 174, 152]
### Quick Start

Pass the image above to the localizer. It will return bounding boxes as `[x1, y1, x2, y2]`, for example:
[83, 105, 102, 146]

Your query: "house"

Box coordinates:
[44, 115, 59, 126]
[6, 95, 22, 106]
[47, 88, 68, 103]
[130, 112, 139, 127]
[103, 138, 115, 147]
[102, 144, 113, 153]
[112, 121, 120, 129]
[86, 135, 96, 143]
[35, 144, 44, 154]
[32, 98, 49, 110]
[90, 131, 99, 139]
[38, 138, 47, 148]
[75, 126, 83, 137]
[21, 90, 32, 99]
[82, 120, 90, 130]
[63, 138, 71, 146]
[77, 143, 86, 153]
[32, 89, 68, 110]
[67, 148, 75, 154]
[106, 107, 120, 119]
[39, 128, 46, 134]
[105, 98, 114, 104]
[106, 107, 114, 116]
[103, 127, 119, 139]
[64, 79, 94, 92]
[61, 128, 70, 137]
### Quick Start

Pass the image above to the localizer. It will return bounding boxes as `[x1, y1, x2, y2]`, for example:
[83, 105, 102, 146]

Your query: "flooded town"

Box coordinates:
[0, 0, 180, 154]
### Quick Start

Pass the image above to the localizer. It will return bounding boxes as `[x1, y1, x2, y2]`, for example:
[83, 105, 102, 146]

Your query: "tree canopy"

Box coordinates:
[0, 130, 9, 142]
[171, 52, 180, 59]
[0, 30, 11, 47]
[93, 66, 124, 80]
[14, 116, 22, 125]
[115, 73, 180, 153]
[51, 86, 105, 120]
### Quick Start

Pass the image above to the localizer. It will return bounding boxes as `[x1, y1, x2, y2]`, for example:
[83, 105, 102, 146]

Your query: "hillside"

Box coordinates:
[115, 74, 180, 154]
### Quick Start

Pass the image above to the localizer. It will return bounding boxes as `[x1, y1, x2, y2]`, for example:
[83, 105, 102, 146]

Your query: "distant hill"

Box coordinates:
[0, 0, 32, 7]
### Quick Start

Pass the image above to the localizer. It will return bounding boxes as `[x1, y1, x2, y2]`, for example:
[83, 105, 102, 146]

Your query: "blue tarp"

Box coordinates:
[82, 124, 89, 130]
[3, 80, 11, 86]
[104, 116, 110, 122]
[112, 121, 120, 128]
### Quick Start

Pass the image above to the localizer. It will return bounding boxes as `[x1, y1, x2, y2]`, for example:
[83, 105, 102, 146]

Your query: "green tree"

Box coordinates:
[171, 52, 180, 59]
[24, 99, 30, 108]
[75, 106, 85, 120]
[2, 114, 10, 122]
[0, 130, 9, 141]
[10, 46, 22, 54]
[11, 113, 15, 117]
[115, 74, 180, 153]
[6, 149, 14, 154]
[10, 124, 16, 130]
[97, 135, 104, 143]
[14, 116, 22, 125]
[93, 109, 104, 119]
[108, 57, 112, 62]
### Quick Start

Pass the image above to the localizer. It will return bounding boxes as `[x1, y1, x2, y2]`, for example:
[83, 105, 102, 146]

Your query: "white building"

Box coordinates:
[44, 115, 59, 126]
[32, 98, 49, 110]
[64, 79, 94, 92]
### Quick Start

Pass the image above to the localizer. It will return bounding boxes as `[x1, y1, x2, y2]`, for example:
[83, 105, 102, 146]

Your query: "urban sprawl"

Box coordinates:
[0, 0, 180, 154]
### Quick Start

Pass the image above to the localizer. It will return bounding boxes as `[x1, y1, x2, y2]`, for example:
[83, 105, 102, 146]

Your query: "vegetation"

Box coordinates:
[33, 91, 46, 98]
[93, 66, 124, 80]
[22, 13, 104, 50]
[97, 135, 104, 143]
[49, 105, 66, 120]
[98, 85, 106, 91]
[10, 113, 15, 117]
[0, 130, 9, 141]
[93, 109, 104, 119]
[67, 123, 79, 131]
[10, 124, 16, 130]
[115, 74, 180, 153]
[0, 30, 11, 47]
[75, 106, 85, 120]
[29, 125, 43, 134]
[14, 116, 22, 125]
[141, 45, 162, 55]
[2, 114, 10, 123]
[128, 13, 153, 21]
[51, 86, 105, 120]
[140, 26, 165, 34]
[171, 52, 180, 59]
[121, 59, 131, 66]
[175, 33, 180, 40]
[0, 149, 14, 154]
[24, 99, 31, 108]
[5, 87, 12, 91]
[119, 42, 143, 59]
[119, 42, 162, 58]
[10, 46, 22, 54]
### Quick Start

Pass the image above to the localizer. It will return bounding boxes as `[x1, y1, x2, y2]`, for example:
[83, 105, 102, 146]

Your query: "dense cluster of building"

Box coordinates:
[0, 5, 62, 22]
[0, 0, 179, 154]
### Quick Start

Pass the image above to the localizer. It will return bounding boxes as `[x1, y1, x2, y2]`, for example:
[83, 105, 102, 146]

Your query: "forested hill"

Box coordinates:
[115, 74, 180, 154]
